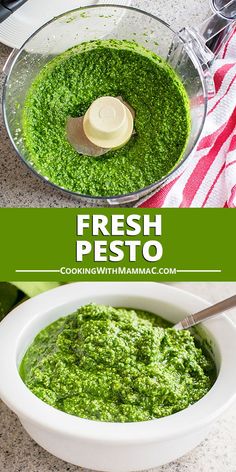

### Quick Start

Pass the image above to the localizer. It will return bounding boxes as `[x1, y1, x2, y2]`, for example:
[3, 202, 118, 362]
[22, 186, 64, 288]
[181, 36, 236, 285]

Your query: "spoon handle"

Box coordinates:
[174, 294, 236, 330]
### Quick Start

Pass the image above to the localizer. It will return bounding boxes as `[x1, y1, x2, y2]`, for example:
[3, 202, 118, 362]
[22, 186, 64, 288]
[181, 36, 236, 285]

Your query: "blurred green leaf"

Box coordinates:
[0, 282, 64, 321]
[0, 283, 18, 321]
[10, 282, 61, 298]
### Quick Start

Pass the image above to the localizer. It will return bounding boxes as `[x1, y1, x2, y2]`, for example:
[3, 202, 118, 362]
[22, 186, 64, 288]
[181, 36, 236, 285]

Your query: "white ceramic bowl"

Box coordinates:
[0, 282, 236, 471]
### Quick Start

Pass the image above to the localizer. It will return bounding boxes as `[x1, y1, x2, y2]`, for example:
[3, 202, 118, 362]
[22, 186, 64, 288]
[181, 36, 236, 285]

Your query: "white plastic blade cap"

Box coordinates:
[83, 96, 134, 149]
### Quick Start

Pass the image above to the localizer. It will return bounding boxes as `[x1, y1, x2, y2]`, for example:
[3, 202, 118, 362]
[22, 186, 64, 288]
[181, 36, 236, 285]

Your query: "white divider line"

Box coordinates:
[177, 270, 222, 273]
[15, 270, 61, 273]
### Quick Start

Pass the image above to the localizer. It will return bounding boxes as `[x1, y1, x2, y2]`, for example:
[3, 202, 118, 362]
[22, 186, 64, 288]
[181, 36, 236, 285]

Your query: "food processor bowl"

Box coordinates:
[1, 5, 224, 205]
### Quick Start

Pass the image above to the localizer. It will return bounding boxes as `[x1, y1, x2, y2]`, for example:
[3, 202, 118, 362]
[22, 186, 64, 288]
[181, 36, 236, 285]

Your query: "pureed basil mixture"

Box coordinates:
[22, 40, 191, 197]
[20, 304, 215, 422]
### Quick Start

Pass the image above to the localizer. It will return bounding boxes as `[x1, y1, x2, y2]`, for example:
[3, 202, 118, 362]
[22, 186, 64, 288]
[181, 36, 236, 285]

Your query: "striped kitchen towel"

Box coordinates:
[140, 26, 236, 208]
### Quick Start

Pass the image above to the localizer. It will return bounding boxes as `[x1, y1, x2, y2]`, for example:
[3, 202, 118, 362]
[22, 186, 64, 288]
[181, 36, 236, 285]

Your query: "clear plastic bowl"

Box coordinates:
[3, 5, 209, 205]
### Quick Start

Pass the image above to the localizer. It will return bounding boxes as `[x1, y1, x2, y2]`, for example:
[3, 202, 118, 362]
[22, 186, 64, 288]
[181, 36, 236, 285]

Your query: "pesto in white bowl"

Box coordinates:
[20, 303, 215, 422]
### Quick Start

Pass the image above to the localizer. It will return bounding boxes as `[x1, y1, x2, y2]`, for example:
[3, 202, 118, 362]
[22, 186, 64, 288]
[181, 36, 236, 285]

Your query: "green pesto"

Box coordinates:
[20, 304, 215, 423]
[22, 40, 191, 197]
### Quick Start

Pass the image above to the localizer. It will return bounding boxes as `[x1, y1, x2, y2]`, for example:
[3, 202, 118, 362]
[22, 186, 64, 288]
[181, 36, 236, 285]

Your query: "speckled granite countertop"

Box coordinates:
[0, 0, 211, 207]
[0, 282, 236, 472]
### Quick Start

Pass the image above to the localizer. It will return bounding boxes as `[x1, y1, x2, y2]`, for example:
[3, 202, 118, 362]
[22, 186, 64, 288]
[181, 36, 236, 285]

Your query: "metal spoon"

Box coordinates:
[174, 294, 236, 330]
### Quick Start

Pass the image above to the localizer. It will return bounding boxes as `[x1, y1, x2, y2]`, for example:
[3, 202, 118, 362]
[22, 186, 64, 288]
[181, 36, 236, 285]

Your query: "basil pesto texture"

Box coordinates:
[20, 304, 215, 422]
[22, 40, 191, 197]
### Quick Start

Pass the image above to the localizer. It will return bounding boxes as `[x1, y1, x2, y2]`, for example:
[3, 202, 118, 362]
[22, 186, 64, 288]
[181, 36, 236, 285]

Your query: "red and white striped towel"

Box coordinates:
[140, 26, 236, 208]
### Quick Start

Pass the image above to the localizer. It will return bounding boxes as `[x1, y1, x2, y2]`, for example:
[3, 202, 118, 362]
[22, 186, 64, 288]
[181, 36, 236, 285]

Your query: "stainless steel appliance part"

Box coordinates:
[0, 0, 27, 22]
